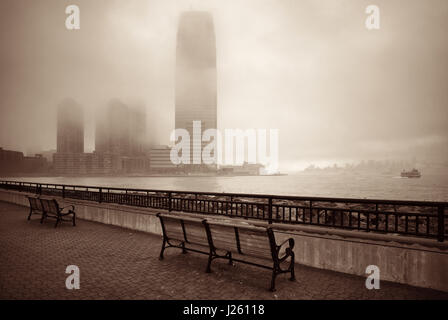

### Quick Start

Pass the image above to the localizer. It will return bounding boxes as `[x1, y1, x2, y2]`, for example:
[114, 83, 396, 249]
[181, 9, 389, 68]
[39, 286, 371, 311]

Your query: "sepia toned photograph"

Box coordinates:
[0, 0, 447, 311]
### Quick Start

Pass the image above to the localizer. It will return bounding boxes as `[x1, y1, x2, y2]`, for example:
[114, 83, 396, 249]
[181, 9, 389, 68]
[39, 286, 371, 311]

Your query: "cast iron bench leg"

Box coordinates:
[270, 267, 277, 292]
[72, 212, 76, 226]
[159, 239, 166, 260]
[206, 251, 213, 273]
[27, 208, 33, 221]
[290, 252, 296, 281]
[40, 213, 46, 224]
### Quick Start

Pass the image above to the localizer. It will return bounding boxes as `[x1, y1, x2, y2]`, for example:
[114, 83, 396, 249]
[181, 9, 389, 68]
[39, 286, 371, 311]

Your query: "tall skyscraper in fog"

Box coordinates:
[129, 105, 147, 155]
[57, 98, 84, 153]
[175, 11, 217, 167]
[95, 99, 146, 156]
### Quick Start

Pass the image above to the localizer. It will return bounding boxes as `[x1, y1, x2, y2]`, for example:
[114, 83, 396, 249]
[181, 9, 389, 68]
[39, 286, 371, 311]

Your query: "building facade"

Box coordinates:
[0, 148, 48, 175]
[175, 11, 217, 169]
[57, 98, 84, 154]
[95, 99, 147, 157]
[54, 99, 149, 176]
[129, 105, 147, 156]
[53, 152, 113, 175]
[53, 152, 150, 176]
[149, 145, 178, 173]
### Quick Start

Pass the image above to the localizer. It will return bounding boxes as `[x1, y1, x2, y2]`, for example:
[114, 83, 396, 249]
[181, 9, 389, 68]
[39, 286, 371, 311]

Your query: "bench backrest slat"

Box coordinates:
[159, 218, 185, 241]
[237, 228, 273, 260]
[40, 199, 50, 213]
[40, 198, 60, 215]
[47, 199, 59, 214]
[206, 222, 273, 260]
[182, 219, 209, 245]
[207, 223, 239, 252]
[158, 214, 207, 245]
[27, 197, 42, 211]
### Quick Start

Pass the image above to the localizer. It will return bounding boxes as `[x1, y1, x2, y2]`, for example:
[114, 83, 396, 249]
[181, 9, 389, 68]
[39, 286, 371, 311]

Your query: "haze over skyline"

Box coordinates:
[0, 0, 447, 171]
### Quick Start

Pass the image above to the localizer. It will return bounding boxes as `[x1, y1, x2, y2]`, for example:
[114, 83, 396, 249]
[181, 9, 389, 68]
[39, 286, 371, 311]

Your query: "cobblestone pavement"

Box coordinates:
[0, 201, 447, 300]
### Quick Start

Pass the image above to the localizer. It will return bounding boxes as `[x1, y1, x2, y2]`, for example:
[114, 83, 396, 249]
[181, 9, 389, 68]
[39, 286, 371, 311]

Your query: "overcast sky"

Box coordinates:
[0, 0, 447, 170]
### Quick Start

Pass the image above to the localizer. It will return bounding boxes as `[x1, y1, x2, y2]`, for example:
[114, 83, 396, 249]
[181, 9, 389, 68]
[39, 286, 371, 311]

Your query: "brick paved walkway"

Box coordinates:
[0, 201, 447, 300]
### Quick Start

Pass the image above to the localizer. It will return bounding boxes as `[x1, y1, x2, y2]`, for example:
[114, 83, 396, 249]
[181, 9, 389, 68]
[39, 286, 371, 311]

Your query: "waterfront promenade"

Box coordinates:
[0, 201, 447, 300]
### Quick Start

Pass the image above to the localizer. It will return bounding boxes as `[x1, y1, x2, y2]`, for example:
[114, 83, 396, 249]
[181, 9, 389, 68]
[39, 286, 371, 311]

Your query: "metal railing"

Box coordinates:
[0, 180, 446, 242]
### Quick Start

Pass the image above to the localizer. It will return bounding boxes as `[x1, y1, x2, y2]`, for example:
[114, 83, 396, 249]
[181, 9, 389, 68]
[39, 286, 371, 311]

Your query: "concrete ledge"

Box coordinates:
[1, 188, 447, 292]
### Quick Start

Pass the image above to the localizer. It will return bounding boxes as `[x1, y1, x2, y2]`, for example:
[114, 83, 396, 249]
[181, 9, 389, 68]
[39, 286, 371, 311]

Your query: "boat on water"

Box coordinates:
[400, 168, 421, 178]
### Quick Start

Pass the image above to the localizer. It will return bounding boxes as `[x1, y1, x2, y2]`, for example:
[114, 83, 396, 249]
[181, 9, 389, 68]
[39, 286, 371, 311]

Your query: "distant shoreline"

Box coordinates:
[0, 173, 288, 178]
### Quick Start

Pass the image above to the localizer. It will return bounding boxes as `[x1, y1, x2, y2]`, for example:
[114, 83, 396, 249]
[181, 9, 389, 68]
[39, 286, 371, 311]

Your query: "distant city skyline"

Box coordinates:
[0, 0, 447, 171]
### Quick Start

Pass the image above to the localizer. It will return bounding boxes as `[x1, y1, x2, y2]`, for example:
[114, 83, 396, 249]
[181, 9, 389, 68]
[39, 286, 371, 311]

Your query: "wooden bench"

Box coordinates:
[27, 196, 44, 222]
[39, 198, 76, 228]
[157, 213, 210, 257]
[157, 213, 295, 291]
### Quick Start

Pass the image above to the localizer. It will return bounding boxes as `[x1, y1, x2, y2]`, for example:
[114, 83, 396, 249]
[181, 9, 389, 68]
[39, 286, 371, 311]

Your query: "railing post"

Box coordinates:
[268, 197, 273, 224]
[438, 205, 445, 242]
[62, 185, 65, 198]
[309, 200, 313, 224]
[194, 193, 198, 212]
[366, 213, 370, 232]
[375, 203, 379, 230]
[99, 188, 102, 203]
[168, 192, 172, 212]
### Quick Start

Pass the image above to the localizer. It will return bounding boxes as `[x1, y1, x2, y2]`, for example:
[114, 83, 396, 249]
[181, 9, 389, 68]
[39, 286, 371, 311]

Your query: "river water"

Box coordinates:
[5, 172, 448, 202]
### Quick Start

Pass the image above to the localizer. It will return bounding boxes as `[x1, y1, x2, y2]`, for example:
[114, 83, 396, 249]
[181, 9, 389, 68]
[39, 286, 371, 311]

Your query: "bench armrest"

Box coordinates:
[278, 238, 295, 250]
[276, 238, 295, 261]
[60, 205, 75, 212]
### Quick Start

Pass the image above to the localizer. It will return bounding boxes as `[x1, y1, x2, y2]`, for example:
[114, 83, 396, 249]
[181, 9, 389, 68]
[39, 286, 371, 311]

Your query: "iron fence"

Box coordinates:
[0, 180, 446, 242]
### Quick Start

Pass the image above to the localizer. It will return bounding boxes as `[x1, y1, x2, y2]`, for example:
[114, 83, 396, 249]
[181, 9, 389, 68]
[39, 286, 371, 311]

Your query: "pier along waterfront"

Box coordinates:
[1, 201, 447, 299]
[0, 180, 446, 242]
